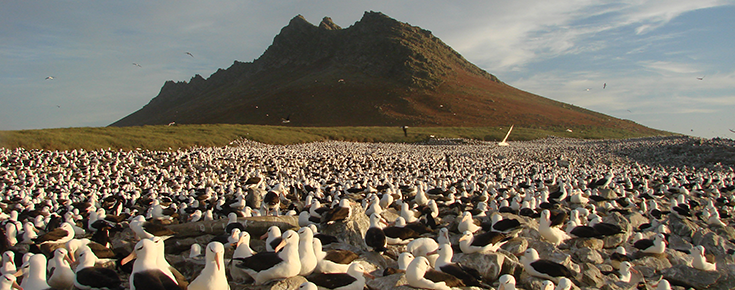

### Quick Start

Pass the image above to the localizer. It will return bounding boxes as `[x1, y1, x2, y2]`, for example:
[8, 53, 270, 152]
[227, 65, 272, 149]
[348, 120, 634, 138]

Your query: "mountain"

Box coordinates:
[111, 11, 657, 134]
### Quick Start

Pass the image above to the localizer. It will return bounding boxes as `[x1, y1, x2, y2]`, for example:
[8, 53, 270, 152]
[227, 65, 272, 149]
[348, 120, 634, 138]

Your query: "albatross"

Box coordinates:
[189, 242, 229, 290]
[235, 229, 301, 285]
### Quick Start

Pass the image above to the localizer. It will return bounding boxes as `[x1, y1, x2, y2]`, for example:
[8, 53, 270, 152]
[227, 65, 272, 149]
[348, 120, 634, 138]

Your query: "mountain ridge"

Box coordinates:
[110, 11, 660, 136]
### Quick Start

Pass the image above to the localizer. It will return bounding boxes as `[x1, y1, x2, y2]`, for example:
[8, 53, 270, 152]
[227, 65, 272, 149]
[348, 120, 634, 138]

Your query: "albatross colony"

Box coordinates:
[0, 135, 734, 290]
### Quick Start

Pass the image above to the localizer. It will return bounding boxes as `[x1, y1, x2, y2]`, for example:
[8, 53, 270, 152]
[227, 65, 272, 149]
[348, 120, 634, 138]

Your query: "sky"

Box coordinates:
[2, 1, 734, 139]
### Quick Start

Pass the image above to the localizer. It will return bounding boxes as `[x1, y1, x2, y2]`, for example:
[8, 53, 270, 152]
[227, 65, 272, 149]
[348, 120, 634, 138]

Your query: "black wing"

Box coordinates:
[439, 264, 481, 287]
[308, 273, 357, 289]
[235, 252, 283, 271]
[425, 269, 465, 287]
[383, 226, 421, 240]
[76, 267, 123, 290]
[530, 260, 574, 278]
[132, 270, 180, 290]
[471, 231, 506, 247]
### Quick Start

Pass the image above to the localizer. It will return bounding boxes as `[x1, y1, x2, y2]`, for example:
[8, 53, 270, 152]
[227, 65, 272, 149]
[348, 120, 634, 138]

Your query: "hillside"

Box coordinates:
[110, 12, 659, 135]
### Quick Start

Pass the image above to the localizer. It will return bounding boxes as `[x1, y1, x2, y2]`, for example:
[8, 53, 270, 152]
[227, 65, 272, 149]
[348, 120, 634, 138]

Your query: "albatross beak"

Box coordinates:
[215, 252, 222, 271]
[260, 232, 269, 240]
[121, 251, 137, 266]
[11, 281, 21, 290]
[65, 254, 74, 266]
[364, 272, 375, 279]
[12, 269, 24, 277]
[274, 238, 288, 253]
[427, 249, 438, 256]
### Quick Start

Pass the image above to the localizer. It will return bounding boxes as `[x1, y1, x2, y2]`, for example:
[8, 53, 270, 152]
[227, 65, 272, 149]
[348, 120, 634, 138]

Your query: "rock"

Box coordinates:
[268, 276, 309, 290]
[498, 251, 524, 277]
[668, 214, 698, 240]
[665, 248, 691, 266]
[455, 252, 504, 281]
[573, 248, 603, 264]
[597, 189, 618, 200]
[321, 203, 371, 251]
[633, 256, 672, 278]
[500, 237, 528, 255]
[626, 212, 650, 230]
[601, 212, 631, 249]
[367, 273, 413, 290]
[662, 264, 721, 290]
[164, 216, 299, 239]
[570, 238, 604, 250]
[580, 263, 605, 288]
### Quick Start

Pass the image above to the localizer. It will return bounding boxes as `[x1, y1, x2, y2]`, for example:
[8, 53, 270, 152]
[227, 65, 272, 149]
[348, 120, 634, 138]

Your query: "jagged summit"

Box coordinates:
[319, 17, 341, 30]
[110, 12, 658, 136]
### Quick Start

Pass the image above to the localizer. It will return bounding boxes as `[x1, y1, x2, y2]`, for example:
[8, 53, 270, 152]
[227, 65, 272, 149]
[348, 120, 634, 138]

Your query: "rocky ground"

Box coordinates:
[3, 135, 735, 290]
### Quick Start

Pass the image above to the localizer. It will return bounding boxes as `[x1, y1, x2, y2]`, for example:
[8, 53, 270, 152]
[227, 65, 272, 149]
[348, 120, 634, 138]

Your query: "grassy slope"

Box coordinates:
[0, 124, 673, 151]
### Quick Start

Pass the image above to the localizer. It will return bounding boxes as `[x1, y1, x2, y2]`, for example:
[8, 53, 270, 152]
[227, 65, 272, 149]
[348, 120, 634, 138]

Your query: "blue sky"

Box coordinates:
[1, 1, 734, 138]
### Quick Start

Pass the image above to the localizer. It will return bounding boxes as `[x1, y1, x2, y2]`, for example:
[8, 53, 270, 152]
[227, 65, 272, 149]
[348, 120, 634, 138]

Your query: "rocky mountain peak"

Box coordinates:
[318, 17, 341, 30]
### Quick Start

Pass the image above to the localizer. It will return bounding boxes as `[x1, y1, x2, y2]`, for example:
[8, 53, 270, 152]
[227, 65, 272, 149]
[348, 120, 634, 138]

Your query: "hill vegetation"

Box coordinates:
[0, 124, 672, 151]
[110, 12, 661, 138]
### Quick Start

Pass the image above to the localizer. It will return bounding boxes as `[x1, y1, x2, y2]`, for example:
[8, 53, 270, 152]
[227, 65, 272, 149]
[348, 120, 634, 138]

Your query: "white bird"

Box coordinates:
[0, 274, 21, 290]
[691, 245, 716, 271]
[45, 76, 54, 80]
[406, 256, 451, 290]
[554, 277, 574, 290]
[497, 274, 516, 290]
[458, 211, 480, 233]
[189, 242, 229, 290]
[18, 254, 50, 290]
[47, 248, 75, 290]
[231, 231, 255, 283]
[297, 227, 317, 276]
[539, 209, 570, 245]
[0, 252, 15, 276]
[125, 238, 178, 290]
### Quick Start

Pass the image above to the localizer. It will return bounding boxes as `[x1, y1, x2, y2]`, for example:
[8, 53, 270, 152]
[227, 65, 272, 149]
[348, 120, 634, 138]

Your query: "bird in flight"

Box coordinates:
[603, 83, 606, 89]
[56, 105, 61, 109]
[585, 88, 591, 92]
[133, 63, 142, 67]
[185, 52, 194, 57]
[697, 76, 705, 80]
[730, 129, 735, 134]
[45, 76, 54, 80]
[281, 114, 291, 124]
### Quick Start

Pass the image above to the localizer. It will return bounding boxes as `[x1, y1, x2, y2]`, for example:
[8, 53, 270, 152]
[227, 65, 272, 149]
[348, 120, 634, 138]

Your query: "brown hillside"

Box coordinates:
[110, 12, 659, 135]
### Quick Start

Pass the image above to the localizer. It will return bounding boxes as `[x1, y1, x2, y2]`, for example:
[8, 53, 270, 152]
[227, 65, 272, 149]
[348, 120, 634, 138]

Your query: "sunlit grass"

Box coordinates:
[0, 124, 673, 151]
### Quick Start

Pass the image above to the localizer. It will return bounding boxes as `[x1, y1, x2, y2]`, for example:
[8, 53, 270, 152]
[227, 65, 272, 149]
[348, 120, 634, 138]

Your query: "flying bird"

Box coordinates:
[45, 76, 54, 80]
[133, 63, 142, 67]
[603, 83, 606, 89]
[185, 52, 194, 57]
[282, 114, 291, 124]
[56, 105, 61, 109]
[585, 88, 590, 92]
[729, 129, 735, 134]
[696, 76, 705, 80]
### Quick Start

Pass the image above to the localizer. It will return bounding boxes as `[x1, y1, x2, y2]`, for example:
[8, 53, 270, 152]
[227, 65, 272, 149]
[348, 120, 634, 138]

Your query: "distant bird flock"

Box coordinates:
[0, 135, 734, 289]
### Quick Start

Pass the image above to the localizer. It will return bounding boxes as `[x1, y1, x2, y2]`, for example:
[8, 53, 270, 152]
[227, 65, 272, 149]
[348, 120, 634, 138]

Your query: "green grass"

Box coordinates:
[0, 124, 674, 151]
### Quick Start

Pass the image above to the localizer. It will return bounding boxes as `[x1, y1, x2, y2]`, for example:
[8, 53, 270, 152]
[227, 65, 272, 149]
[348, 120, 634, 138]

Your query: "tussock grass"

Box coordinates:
[0, 124, 673, 151]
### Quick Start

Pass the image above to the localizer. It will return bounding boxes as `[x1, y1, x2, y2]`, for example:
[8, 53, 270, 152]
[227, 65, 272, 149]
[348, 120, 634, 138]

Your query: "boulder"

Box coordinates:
[580, 263, 605, 288]
[321, 203, 371, 251]
[570, 238, 604, 250]
[667, 215, 698, 240]
[500, 237, 528, 255]
[662, 264, 721, 290]
[573, 248, 603, 265]
[597, 189, 618, 200]
[367, 273, 413, 290]
[455, 252, 505, 281]
[164, 216, 299, 239]
[633, 256, 671, 278]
